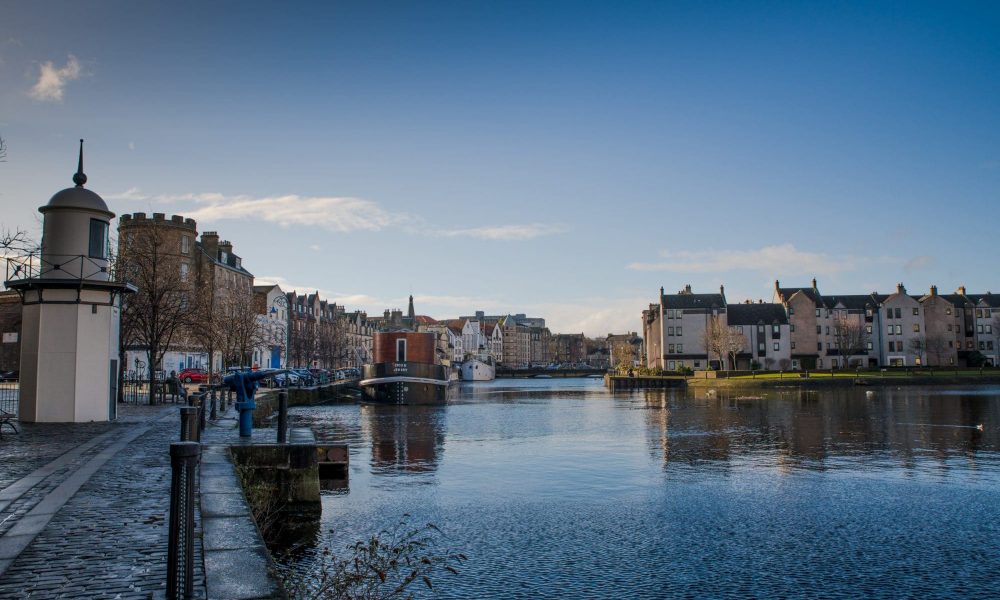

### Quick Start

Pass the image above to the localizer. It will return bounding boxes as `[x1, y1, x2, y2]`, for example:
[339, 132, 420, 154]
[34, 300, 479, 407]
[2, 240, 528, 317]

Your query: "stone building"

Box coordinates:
[0, 290, 21, 372]
[726, 302, 791, 370]
[550, 333, 587, 364]
[642, 284, 728, 370]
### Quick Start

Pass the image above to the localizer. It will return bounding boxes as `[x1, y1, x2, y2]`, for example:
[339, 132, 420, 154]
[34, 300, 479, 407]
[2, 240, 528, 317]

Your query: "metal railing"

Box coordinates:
[121, 372, 185, 405]
[166, 441, 199, 599]
[0, 379, 18, 419]
[5, 253, 116, 282]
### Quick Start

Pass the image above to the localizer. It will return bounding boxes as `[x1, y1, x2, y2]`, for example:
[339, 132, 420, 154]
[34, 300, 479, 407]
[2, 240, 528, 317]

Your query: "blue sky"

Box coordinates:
[1, 1, 998, 335]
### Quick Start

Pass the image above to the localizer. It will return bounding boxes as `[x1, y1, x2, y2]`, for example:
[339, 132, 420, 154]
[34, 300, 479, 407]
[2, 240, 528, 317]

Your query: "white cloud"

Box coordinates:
[441, 223, 566, 241]
[29, 55, 83, 102]
[308, 244, 321, 251]
[109, 188, 564, 241]
[904, 255, 933, 272]
[627, 244, 869, 276]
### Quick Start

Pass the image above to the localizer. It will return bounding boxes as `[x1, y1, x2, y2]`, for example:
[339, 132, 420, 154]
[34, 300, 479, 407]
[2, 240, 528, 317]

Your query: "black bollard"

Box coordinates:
[198, 394, 207, 433]
[277, 391, 288, 444]
[166, 442, 199, 599]
[210, 394, 217, 421]
[179, 406, 198, 442]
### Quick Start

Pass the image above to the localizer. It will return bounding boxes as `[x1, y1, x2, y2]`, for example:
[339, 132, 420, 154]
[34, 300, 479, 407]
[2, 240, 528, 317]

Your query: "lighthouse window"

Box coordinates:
[88, 219, 108, 259]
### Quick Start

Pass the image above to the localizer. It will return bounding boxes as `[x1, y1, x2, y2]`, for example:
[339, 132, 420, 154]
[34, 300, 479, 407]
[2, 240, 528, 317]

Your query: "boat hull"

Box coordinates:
[361, 362, 453, 405]
[460, 358, 495, 381]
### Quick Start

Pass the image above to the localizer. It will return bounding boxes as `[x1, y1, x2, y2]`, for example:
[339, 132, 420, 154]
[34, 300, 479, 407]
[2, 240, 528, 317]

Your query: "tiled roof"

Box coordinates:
[661, 293, 726, 310]
[778, 287, 823, 305]
[824, 294, 878, 311]
[726, 303, 788, 325]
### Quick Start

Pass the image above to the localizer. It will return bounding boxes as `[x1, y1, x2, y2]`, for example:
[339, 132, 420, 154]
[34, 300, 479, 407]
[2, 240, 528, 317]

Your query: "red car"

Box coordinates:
[178, 368, 209, 384]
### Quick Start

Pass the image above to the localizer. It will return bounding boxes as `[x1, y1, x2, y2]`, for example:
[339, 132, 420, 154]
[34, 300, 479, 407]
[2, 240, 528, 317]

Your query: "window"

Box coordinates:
[667, 310, 673, 319]
[866, 325, 872, 334]
[772, 325, 779, 335]
[88, 219, 108, 259]
[976, 309, 983, 318]
[817, 359, 823, 368]
[913, 324, 920, 333]
[677, 344, 683, 353]
[894, 308, 902, 319]
[181, 236, 190, 254]
[179, 263, 189, 281]
[817, 342, 823, 351]
[758, 325, 765, 334]
[895, 325, 902, 335]
[667, 327, 674, 336]
[825, 326, 830, 335]
[791, 341, 796, 349]
[867, 342, 873, 350]
[979, 341, 986, 350]
[989, 341, 995, 350]
[790, 324, 796, 332]
[888, 341, 896, 352]
[668, 344, 675, 353]
[668, 361, 675, 370]
[949, 357, 955, 365]
[866, 309, 873, 317]
[396, 338, 407, 362]
[816, 326, 822, 334]
[789, 307, 795, 315]
[947, 324, 953, 332]
[758, 343, 765, 352]
[913, 308, 919, 316]
[676, 326, 683, 336]
[948, 341, 953, 348]
[886, 310, 893, 320]
[987, 309, 993, 318]
[978, 325, 984, 334]
[815, 309, 821, 317]
[773, 342, 780, 351]
[988, 325, 994, 334]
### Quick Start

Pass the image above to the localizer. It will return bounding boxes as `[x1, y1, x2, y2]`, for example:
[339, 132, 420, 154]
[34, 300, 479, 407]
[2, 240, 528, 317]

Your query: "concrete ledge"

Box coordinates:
[199, 445, 281, 600]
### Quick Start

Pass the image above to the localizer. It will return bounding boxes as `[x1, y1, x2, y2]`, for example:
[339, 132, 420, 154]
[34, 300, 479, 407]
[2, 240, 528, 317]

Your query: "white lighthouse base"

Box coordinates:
[18, 288, 118, 423]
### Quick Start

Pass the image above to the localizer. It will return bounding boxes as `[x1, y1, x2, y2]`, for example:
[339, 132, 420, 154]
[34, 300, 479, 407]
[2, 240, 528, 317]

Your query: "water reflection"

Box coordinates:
[640, 387, 1000, 475]
[360, 404, 446, 474]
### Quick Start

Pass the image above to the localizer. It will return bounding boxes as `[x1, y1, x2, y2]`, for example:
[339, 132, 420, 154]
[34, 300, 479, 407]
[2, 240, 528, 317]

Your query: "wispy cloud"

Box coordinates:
[441, 223, 567, 241]
[627, 244, 878, 276]
[903, 255, 933, 273]
[110, 189, 406, 233]
[29, 55, 84, 102]
[110, 188, 565, 241]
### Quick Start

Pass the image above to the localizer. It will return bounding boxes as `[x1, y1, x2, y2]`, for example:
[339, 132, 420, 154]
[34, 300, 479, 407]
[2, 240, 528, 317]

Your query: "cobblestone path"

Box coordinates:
[0, 403, 211, 599]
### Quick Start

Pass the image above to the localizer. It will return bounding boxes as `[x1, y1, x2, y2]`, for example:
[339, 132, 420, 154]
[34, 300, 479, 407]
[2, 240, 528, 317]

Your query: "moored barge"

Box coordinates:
[360, 331, 454, 404]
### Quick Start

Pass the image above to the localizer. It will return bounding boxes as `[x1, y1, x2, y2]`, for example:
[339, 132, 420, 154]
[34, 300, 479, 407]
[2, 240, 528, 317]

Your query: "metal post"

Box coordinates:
[166, 442, 199, 599]
[199, 393, 207, 433]
[210, 393, 217, 421]
[277, 391, 288, 444]
[179, 406, 198, 442]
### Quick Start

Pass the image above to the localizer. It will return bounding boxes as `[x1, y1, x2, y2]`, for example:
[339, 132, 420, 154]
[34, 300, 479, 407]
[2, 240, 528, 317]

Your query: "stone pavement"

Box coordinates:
[0, 402, 237, 599]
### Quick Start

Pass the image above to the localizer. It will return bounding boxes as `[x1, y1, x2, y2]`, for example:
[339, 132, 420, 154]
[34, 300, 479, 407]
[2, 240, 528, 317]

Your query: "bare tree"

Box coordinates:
[317, 314, 348, 370]
[118, 224, 192, 403]
[721, 326, 747, 370]
[702, 316, 726, 369]
[219, 287, 263, 370]
[0, 134, 7, 163]
[832, 315, 869, 368]
[923, 333, 951, 366]
[187, 280, 224, 384]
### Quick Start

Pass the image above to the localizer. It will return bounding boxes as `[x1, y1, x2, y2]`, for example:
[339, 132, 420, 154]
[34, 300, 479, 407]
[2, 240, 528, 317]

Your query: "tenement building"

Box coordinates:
[643, 279, 1000, 370]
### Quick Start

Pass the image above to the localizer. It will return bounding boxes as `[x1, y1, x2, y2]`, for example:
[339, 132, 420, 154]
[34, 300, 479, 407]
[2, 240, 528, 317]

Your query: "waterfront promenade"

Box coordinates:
[0, 399, 276, 599]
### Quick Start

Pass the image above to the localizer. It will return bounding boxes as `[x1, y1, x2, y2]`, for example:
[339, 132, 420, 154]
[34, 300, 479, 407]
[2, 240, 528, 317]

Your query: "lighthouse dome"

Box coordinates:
[42, 186, 113, 217]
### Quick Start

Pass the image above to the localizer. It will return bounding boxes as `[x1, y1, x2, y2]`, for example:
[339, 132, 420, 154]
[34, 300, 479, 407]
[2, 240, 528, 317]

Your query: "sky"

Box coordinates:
[1, 1, 998, 336]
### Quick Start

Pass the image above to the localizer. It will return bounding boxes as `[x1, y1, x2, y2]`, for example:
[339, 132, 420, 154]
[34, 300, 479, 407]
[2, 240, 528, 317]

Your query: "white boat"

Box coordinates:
[460, 355, 496, 381]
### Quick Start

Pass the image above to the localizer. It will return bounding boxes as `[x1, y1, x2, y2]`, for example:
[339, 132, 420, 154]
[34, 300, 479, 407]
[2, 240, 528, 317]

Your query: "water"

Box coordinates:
[280, 379, 1000, 598]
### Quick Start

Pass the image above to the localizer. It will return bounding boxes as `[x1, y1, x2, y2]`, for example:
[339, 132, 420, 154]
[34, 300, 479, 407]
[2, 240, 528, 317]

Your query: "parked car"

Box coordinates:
[178, 368, 209, 384]
[0, 370, 18, 381]
[291, 369, 314, 385]
[272, 372, 300, 387]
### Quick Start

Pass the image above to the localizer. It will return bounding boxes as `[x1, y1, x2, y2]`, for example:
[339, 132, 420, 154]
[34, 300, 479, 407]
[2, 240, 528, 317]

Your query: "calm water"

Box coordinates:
[282, 379, 1000, 598]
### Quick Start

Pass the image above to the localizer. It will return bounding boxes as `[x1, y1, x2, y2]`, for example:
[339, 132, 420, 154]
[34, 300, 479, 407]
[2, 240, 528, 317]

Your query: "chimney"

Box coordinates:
[219, 240, 233, 256]
[200, 231, 219, 257]
[811, 278, 818, 291]
[720, 284, 725, 296]
[659, 286, 664, 297]
[896, 282, 905, 294]
[774, 279, 780, 291]
[930, 285, 938, 296]
[958, 285, 967, 295]
[684, 284, 692, 294]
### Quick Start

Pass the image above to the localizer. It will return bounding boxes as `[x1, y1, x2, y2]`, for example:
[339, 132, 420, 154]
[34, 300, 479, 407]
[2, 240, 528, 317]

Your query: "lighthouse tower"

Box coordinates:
[6, 141, 133, 422]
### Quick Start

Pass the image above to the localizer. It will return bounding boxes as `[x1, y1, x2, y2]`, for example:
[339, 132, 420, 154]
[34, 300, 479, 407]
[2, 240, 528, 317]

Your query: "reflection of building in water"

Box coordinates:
[642, 388, 1000, 473]
[361, 404, 446, 473]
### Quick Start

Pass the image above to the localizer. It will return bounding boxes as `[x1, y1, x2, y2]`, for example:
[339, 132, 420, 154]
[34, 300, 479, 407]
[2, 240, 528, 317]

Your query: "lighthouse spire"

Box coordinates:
[73, 139, 87, 187]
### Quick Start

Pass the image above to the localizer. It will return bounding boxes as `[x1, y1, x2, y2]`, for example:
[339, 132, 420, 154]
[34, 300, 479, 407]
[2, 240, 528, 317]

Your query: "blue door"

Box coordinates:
[271, 346, 281, 368]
